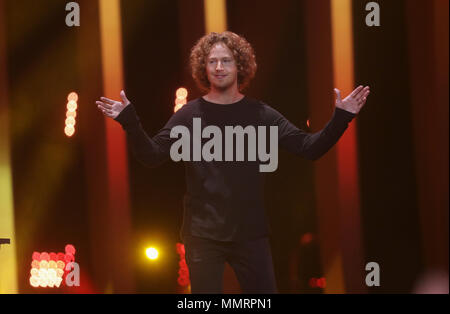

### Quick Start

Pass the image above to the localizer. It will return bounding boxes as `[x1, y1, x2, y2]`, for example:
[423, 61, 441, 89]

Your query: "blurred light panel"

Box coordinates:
[65, 92, 78, 137]
[174, 87, 188, 112]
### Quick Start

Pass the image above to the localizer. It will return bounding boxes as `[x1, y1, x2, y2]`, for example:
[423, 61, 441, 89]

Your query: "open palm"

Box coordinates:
[96, 90, 130, 119]
[334, 85, 370, 114]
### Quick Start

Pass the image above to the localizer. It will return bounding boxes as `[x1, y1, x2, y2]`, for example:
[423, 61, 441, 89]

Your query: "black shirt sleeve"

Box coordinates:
[271, 106, 356, 161]
[114, 103, 190, 168]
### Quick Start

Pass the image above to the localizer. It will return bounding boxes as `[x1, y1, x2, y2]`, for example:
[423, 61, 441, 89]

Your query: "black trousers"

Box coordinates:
[183, 235, 278, 294]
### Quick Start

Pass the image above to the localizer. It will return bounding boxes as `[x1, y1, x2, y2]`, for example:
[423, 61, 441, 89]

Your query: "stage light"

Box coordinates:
[176, 88, 188, 99]
[145, 247, 159, 260]
[29, 276, 39, 288]
[29, 245, 76, 288]
[174, 87, 188, 112]
[65, 117, 76, 126]
[65, 93, 78, 137]
[39, 260, 49, 269]
[67, 92, 78, 102]
[31, 260, 40, 269]
[65, 126, 75, 137]
[306, 119, 310, 128]
[66, 110, 77, 118]
[32, 252, 41, 261]
[67, 100, 77, 112]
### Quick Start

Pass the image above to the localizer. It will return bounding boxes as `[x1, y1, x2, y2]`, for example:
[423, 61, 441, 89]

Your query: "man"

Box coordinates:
[96, 31, 370, 293]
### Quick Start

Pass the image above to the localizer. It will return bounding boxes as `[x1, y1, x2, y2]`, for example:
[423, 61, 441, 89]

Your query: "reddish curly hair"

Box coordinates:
[189, 31, 257, 92]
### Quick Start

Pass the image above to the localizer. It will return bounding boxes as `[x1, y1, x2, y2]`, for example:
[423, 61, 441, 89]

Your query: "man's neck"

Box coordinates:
[203, 87, 244, 105]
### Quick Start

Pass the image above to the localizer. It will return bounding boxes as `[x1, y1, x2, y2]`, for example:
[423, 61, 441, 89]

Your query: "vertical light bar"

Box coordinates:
[331, 0, 365, 292]
[98, 0, 134, 292]
[203, 0, 227, 33]
[0, 1, 18, 293]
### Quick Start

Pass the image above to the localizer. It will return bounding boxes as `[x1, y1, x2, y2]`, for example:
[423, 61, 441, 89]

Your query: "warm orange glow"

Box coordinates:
[145, 247, 159, 260]
[99, 0, 134, 292]
[175, 98, 187, 106]
[66, 111, 77, 118]
[67, 100, 77, 111]
[39, 260, 49, 269]
[65, 117, 76, 126]
[330, 0, 362, 293]
[176, 87, 188, 99]
[174, 104, 183, 113]
[30, 268, 39, 277]
[67, 92, 78, 102]
[65, 126, 75, 137]
[203, 0, 227, 33]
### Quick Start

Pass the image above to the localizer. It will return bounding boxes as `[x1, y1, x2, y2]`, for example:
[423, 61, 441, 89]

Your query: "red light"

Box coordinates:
[300, 233, 313, 245]
[65, 244, 76, 255]
[32, 252, 41, 261]
[40, 252, 50, 261]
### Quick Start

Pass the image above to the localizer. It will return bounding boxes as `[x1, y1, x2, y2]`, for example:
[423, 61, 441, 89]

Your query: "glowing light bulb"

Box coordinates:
[39, 260, 49, 269]
[67, 92, 78, 102]
[30, 276, 40, 288]
[30, 268, 39, 277]
[65, 125, 75, 137]
[66, 110, 77, 118]
[67, 100, 77, 111]
[176, 87, 188, 99]
[146, 247, 159, 260]
[65, 117, 76, 126]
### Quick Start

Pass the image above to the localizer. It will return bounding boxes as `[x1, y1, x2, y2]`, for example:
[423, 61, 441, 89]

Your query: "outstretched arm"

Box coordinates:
[278, 85, 370, 160]
[96, 90, 184, 168]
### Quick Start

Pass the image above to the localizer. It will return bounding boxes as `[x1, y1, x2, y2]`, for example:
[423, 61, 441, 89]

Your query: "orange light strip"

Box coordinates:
[98, 0, 134, 292]
[203, 0, 227, 32]
[331, 0, 364, 292]
[0, 1, 18, 293]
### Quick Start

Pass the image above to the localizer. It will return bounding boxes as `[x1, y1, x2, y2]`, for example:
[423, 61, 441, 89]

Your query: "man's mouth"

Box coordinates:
[215, 75, 227, 79]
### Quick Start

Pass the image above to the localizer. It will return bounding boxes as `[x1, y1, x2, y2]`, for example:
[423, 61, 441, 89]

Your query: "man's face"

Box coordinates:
[205, 43, 238, 91]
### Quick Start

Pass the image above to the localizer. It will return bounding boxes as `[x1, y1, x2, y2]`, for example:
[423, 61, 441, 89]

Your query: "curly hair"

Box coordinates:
[189, 31, 257, 92]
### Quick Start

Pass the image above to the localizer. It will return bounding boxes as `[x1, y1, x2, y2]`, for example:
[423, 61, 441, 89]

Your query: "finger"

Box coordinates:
[100, 97, 118, 105]
[358, 89, 370, 101]
[359, 97, 367, 107]
[120, 90, 129, 103]
[334, 88, 342, 101]
[355, 87, 370, 102]
[96, 101, 112, 109]
[350, 85, 364, 98]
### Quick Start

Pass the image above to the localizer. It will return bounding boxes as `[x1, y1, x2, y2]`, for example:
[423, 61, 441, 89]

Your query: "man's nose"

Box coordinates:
[216, 61, 224, 70]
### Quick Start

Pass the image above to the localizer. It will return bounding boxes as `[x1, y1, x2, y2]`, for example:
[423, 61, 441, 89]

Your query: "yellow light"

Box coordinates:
[65, 125, 75, 137]
[145, 247, 159, 260]
[39, 260, 49, 269]
[176, 87, 188, 99]
[30, 268, 39, 277]
[67, 100, 77, 111]
[30, 276, 40, 288]
[48, 260, 57, 269]
[65, 117, 76, 126]
[56, 260, 65, 270]
[67, 92, 78, 102]
[175, 98, 187, 106]
[66, 110, 77, 118]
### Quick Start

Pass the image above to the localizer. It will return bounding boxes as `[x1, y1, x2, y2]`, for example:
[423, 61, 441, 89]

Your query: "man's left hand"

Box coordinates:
[334, 85, 370, 114]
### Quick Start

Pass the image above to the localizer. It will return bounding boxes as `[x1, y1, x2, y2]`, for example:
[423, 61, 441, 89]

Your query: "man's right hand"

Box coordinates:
[96, 90, 131, 119]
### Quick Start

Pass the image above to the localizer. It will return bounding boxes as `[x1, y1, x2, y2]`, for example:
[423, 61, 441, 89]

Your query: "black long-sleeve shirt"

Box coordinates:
[114, 96, 356, 242]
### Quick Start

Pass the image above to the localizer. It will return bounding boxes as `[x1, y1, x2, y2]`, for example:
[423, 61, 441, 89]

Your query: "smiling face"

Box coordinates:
[205, 43, 239, 92]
